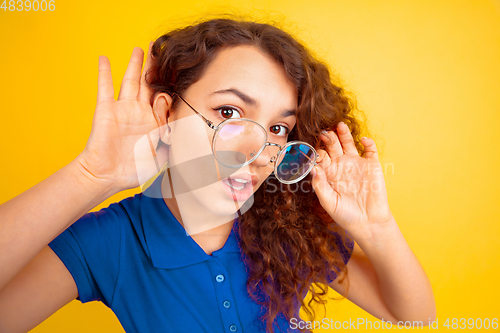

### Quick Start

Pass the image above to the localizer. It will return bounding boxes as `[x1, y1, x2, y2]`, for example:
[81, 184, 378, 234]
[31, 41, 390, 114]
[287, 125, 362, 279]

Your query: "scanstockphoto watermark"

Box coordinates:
[290, 317, 500, 330]
[289, 317, 429, 330]
[266, 161, 395, 194]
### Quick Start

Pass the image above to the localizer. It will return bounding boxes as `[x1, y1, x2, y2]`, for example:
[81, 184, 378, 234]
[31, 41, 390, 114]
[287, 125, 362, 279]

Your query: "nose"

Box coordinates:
[250, 144, 278, 172]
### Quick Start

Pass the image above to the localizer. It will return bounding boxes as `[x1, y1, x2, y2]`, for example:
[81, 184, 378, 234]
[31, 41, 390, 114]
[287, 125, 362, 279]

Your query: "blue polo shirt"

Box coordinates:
[48, 170, 354, 333]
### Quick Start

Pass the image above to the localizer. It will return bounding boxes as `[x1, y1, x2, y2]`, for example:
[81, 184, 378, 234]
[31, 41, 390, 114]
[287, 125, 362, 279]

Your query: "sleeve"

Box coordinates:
[325, 229, 355, 284]
[48, 204, 122, 307]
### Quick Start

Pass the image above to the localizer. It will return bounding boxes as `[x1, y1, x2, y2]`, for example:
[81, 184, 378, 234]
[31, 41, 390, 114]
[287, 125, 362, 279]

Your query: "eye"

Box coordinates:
[216, 106, 242, 119]
[270, 125, 289, 137]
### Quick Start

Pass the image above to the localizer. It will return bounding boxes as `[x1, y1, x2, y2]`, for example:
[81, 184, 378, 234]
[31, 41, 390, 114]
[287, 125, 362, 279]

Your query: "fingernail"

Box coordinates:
[321, 130, 328, 136]
[339, 121, 345, 127]
[311, 166, 317, 177]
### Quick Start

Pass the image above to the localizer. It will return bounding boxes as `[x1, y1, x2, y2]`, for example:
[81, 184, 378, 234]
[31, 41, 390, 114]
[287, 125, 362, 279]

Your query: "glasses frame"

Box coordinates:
[273, 140, 319, 184]
[172, 92, 318, 184]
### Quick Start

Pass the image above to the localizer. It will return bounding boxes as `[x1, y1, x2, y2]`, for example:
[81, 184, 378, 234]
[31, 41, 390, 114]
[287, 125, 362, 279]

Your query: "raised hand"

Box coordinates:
[311, 122, 394, 240]
[76, 43, 168, 191]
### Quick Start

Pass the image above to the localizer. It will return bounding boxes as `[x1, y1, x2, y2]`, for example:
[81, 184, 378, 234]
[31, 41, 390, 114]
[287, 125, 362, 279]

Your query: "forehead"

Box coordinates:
[186, 45, 298, 110]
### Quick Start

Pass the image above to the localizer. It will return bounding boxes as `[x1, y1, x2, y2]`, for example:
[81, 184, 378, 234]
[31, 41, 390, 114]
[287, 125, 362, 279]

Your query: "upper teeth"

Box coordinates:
[224, 178, 250, 190]
[232, 178, 250, 184]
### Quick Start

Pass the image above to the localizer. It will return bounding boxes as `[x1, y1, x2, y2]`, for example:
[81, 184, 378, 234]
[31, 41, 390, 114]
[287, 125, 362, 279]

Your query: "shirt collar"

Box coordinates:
[140, 170, 241, 269]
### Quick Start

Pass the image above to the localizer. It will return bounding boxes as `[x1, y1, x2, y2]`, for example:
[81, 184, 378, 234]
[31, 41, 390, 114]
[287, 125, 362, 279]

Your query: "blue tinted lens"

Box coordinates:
[276, 143, 315, 182]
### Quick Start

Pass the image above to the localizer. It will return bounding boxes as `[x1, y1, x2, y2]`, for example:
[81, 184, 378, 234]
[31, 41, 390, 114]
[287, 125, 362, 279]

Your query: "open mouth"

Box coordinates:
[220, 173, 256, 202]
[222, 178, 251, 190]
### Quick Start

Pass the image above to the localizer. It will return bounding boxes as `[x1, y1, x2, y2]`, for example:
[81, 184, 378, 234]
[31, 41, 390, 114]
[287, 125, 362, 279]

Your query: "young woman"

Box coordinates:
[0, 18, 436, 332]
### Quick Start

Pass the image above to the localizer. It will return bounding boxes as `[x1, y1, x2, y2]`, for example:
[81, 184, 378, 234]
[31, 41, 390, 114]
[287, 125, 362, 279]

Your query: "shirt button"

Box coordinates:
[223, 300, 231, 308]
[229, 324, 238, 332]
[215, 274, 225, 283]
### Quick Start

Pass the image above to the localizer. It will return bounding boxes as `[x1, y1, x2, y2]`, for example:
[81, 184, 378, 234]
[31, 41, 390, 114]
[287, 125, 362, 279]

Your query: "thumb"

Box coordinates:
[134, 129, 169, 185]
[311, 165, 339, 216]
[158, 123, 171, 145]
[155, 141, 169, 172]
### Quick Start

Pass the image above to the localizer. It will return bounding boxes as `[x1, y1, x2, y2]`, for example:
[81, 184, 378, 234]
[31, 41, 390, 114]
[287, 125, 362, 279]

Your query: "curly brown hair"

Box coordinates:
[146, 17, 368, 333]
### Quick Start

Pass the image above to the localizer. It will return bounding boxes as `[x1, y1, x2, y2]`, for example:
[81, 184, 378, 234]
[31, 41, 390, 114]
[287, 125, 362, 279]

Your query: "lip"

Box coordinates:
[219, 172, 259, 203]
[224, 172, 258, 187]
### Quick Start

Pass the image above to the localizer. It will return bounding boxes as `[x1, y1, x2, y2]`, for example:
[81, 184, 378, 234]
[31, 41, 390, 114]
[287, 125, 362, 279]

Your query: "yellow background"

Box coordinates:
[1, 0, 499, 332]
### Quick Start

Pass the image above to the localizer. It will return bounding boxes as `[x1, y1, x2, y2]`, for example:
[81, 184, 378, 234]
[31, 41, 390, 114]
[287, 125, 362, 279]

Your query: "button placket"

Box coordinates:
[207, 257, 243, 333]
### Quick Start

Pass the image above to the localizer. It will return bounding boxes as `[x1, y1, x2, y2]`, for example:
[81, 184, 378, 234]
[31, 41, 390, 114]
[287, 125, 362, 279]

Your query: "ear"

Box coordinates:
[152, 93, 173, 144]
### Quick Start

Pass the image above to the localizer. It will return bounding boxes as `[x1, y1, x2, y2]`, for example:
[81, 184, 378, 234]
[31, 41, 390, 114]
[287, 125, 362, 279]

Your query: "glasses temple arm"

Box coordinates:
[172, 92, 217, 130]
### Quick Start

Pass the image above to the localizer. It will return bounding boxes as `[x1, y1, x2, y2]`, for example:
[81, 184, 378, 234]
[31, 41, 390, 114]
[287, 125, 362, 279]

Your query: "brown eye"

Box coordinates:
[217, 107, 242, 119]
[270, 125, 289, 136]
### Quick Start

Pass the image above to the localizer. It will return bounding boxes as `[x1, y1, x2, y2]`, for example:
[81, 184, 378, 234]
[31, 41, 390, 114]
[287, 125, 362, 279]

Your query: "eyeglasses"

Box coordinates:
[172, 92, 319, 184]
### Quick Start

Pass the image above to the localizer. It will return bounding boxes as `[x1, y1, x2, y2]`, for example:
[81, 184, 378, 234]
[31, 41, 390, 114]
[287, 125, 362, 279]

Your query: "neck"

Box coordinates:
[160, 168, 236, 236]
[160, 173, 236, 256]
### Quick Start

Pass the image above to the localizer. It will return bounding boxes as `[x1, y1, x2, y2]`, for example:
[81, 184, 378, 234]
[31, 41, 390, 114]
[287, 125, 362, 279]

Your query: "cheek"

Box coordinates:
[169, 114, 214, 165]
[205, 126, 215, 146]
[254, 169, 274, 192]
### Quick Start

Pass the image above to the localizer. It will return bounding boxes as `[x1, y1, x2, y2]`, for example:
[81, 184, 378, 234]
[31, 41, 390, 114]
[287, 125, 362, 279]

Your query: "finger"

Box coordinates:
[337, 122, 359, 156]
[97, 56, 114, 104]
[311, 164, 339, 217]
[320, 130, 343, 160]
[361, 137, 379, 160]
[118, 47, 145, 100]
[139, 41, 154, 103]
[316, 148, 331, 168]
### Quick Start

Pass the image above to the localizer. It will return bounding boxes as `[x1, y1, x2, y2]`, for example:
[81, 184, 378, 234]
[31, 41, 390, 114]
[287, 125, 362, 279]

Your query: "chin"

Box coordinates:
[175, 184, 255, 235]
[199, 180, 255, 217]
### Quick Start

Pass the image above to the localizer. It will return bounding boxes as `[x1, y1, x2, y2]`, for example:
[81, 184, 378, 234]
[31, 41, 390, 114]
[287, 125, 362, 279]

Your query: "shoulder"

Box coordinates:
[56, 193, 146, 250]
[87, 193, 145, 226]
[46, 193, 147, 306]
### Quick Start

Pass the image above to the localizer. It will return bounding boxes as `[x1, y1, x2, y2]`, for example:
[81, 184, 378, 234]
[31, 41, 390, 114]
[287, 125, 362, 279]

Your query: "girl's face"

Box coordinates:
[157, 45, 297, 234]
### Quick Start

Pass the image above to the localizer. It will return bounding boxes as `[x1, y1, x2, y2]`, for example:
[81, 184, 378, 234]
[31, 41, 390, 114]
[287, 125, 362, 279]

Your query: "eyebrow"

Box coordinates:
[212, 88, 258, 107]
[280, 109, 296, 118]
[211, 88, 297, 118]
